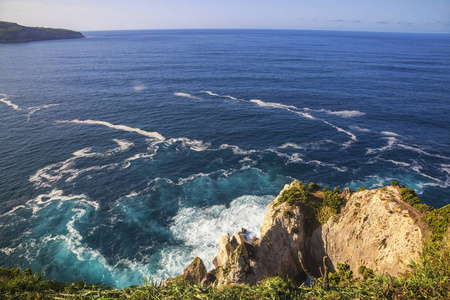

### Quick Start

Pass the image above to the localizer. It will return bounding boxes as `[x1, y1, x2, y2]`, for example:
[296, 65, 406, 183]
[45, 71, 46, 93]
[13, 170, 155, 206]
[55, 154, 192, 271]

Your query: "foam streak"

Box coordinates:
[174, 92, 201, 100]
[57, 119, 165, 141]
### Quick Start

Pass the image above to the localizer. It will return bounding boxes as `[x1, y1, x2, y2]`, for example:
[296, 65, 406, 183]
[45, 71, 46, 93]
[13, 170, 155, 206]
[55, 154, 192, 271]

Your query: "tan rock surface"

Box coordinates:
[184, 182, 425, 286]
[307, 186, 423, 277]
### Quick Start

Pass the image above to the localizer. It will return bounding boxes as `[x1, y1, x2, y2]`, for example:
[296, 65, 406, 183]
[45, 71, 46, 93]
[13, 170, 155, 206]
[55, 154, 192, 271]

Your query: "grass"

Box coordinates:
[1, 182, 448, 299]
[1, 234, 448, 299]
[1, 233, 449, 300]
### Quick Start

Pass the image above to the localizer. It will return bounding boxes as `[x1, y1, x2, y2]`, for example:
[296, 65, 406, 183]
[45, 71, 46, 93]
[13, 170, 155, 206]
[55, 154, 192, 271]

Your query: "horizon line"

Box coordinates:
[78, 27, 450, 35]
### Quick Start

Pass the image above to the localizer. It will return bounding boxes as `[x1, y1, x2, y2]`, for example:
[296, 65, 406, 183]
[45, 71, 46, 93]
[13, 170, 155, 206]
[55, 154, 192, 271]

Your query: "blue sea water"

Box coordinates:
[0, 29, 449, 288]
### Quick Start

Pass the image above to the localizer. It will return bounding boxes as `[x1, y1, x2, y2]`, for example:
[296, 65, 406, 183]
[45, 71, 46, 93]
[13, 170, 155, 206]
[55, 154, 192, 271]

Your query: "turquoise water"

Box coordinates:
[0, 30, 449, 287]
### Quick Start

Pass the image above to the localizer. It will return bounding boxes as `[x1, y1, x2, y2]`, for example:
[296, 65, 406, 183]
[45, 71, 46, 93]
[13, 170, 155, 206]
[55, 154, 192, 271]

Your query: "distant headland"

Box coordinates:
[0, 21, 84, 43]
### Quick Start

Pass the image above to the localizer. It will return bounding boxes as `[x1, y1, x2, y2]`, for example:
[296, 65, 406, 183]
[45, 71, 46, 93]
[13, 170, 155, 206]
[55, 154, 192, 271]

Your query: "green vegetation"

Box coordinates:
[0, 21, 83, 43]
[0, 21, 23, 37]
[358, 265, 375, 280]
[2, 182, 448, 299]
[395, 182, 450, 242]
[2, 229, 448, 299]
[273, 181, 344, 234]
[400, 186, 421, 206]
[357, 186, 366, 191]
[422, 205, 450, 241]
[309, 182, 320, 192]
[275, 180, 310, 207]
[323, 190, 343, 213]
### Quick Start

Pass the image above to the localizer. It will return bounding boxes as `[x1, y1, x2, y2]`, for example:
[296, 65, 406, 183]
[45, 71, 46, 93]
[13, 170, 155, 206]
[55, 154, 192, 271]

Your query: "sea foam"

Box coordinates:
[57, 119, 165, 141]
[167, 194, 274, 275]
[174, 92, 202, 100]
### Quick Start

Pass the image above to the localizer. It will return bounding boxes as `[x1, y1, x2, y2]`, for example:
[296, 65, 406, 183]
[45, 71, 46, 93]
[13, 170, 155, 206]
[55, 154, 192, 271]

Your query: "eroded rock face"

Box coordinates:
[307, 186, 423, 278]
[182, 257, 207, 284]
[179, 182, 425, 286]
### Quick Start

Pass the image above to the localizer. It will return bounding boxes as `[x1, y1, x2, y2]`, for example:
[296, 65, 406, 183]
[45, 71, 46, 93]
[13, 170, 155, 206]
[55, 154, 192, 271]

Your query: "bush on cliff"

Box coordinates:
[323, 190, 343, 213]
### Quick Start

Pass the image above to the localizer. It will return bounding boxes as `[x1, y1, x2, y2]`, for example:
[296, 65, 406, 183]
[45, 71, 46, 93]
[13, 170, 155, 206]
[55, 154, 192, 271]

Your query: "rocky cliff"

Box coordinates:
[180, 181, 427, 286]
[0, 21, 84, 43]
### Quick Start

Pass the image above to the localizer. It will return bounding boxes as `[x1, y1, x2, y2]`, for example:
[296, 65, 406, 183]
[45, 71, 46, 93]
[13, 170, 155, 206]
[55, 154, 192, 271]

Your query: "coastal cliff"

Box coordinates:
[181, 181, 428, 286]
[0, 21, 84, 43]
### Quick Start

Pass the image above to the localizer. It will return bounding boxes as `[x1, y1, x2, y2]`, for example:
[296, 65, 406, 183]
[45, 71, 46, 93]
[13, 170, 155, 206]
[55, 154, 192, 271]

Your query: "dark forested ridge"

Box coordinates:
[0, 21, 84, 43]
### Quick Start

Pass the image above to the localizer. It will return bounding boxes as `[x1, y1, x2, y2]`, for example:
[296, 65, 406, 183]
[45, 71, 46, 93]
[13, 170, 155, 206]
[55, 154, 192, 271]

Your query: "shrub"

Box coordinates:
[333, 185, 341, 194]
[390, 180, 399, 186]
[422, 204, 450, 241]
[358, 186, 366, 191]
[323, 191, 343, 213]
[278, 182, 310, 206]
[358, 265, 374, 279]
[309, 182, 320, 192]
[400, 186, 420, 206]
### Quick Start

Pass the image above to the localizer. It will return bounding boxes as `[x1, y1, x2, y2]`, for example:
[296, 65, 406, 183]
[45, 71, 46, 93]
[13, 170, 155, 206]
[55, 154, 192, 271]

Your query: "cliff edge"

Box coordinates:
[0, 21, 84, 43]
[180, 181, 429, 286]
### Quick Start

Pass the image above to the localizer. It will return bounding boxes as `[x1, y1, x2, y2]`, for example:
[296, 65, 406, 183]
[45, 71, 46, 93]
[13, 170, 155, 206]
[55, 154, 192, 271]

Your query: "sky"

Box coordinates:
[0, 0, 449, 33]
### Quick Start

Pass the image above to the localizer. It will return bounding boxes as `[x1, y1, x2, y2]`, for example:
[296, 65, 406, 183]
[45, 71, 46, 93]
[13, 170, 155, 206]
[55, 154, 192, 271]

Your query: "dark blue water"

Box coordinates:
[0, 30, 449, 288]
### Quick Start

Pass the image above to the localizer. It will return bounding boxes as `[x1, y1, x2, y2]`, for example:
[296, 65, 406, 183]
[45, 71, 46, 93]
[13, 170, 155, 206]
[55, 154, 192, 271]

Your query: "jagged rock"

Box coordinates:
[306, 186, 424, 278]
[182, 257, 207, 284]
[204, 182, 425, 286]
[212, 233, 236, 268]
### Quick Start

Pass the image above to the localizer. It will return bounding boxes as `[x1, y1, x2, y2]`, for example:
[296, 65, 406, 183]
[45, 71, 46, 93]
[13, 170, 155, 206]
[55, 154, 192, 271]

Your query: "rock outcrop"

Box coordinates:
[182, 257, 208, 284]
[306, 186, 424, 278]
[0, 21, 84, 43]
[180, 181, 426, 286]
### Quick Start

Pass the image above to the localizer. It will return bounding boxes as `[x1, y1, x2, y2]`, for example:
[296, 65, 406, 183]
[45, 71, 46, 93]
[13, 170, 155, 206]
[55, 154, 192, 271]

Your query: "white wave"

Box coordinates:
[30, 141, 132, 188]
[57, 119, 165, 141]
[386, 159, 411, 167]
[28, 104, 59, 115]
[279, 142, 306, 150]
[349, 125, 371, 132]
[398, 144, 450, 160]
[269, 150, 304, 164]
[66, 164, 119, 183]
[177, 172, 213, 185]
[411, 165, 443, 183]
[0, 189, 98, 219]
[133, 82, 146, 91]
[201, 91, 245, 101]
[174, 92, 201, 100]
[125, 152, 156, 162]
[381, 131, 401, 137]
[278, 140, 339, 150]
[167, 137, 211, 152]
[305, 160, 348, 172]
[250, 99, 315, 119]
[366, 137, 397, 155]
[202, 91, 220, 97]
[440, 164, 450, 174]
[0, 94, 22, 111]
[112, 139, 134, 152]
[321, 109, 365, 117]
[167, 194, 274, 274]
[222, 95, 242, 101]
[322, 120, 357, 147]
[0, 94, 59, 123]
[219, 144, 258, 155]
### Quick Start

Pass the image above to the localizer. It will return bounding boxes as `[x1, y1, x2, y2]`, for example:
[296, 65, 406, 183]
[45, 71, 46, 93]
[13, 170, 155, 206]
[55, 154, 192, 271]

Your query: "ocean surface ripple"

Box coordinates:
[0, 30, 449, 288]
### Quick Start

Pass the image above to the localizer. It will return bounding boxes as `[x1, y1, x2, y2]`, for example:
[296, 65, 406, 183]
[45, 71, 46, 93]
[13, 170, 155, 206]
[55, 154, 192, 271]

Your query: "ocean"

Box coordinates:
[0, 29, 449, 288]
